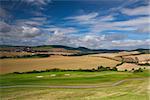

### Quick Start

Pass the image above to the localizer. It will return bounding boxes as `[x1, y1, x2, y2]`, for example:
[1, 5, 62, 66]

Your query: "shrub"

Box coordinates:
[134, 68, 143, 72]
[97, 66, 116, 71]
[13, 72, 22, 74]
[111, 67, 118, 71]
[97, 66, 107, 71]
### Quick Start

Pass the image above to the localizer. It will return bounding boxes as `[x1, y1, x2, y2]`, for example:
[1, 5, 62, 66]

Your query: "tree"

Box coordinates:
[111, 67, 118, 71]
[132, 68, 135, 71]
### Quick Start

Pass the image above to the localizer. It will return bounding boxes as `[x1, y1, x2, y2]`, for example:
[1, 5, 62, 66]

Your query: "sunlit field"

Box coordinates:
[0, 70, 149, 100]
[0, 56, 120, 74]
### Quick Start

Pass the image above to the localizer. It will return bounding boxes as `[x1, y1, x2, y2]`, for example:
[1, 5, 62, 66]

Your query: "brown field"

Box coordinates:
[88, 51, 140, 58]
[116, 63, 147, 71]
[123, 54, 150, 62]
[88, 51, 141, 62]
[117, 63, 139, 71]
[88, 53, 150, 71]
[0, 52, 33, 57]
[0, 55, 120, 74]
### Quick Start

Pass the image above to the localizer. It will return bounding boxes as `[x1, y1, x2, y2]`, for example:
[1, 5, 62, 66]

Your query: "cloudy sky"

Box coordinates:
[0, 0, 149, 49]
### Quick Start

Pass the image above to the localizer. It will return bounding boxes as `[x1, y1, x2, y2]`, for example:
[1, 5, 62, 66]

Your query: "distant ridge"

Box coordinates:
[0, 45, 149, 53]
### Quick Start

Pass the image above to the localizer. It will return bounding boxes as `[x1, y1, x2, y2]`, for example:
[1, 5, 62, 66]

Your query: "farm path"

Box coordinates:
[0, 78, 145, 89]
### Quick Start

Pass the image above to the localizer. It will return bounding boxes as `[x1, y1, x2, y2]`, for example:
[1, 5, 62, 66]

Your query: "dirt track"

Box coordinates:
[0, 78, 145, 89]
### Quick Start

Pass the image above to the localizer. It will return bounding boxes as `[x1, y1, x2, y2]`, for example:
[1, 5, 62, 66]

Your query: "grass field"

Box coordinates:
[0, 70, 149, 100]
[0, 56, 120, 74]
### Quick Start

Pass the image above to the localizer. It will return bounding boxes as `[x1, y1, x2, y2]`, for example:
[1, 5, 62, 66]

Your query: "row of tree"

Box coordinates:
[13, 66, 118, 74]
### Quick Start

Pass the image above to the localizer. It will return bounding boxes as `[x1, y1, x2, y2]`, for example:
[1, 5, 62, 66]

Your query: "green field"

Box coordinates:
[0, 70, 149, 100]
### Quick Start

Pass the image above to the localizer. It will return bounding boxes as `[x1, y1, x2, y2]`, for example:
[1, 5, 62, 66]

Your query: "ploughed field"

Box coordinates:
[0, 70, 149, 100]
[0, 56, 120, 74]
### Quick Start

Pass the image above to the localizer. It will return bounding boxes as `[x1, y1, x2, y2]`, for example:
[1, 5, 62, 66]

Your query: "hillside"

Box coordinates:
[0, 45, 122, 53]
[0, 45, 149, 55]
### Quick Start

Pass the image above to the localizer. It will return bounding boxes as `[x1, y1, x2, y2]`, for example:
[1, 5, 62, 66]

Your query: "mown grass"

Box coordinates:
[0, 70, 149, 86]
[0, 70, 149, 100]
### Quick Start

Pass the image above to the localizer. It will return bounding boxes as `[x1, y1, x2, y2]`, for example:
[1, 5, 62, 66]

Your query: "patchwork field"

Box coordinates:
[88, 51, 140, 58]
[0, 56, 120, 74]
[123, 54, 150, 62]
[88, 51, 142, 62]
[0, 70, 149, 100]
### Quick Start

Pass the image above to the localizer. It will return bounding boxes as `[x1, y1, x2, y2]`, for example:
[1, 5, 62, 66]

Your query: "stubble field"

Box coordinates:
[0, 55, 120, 74]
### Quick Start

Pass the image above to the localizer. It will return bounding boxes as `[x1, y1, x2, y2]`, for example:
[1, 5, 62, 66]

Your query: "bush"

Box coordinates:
[133, 68, 143, 72]
[97, 66, 117, 71]
[13, 72, 22, 74]
[111, 67, 118, 71]
[97, 66, 107, 71]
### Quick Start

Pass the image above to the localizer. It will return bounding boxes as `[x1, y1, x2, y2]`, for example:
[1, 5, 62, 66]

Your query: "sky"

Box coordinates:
[0, 0, 150, 49]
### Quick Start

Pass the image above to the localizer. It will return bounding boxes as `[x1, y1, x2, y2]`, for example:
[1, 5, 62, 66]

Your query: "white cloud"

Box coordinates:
[66, 11, 150, 34]
[66, 12, 99, 22]
[121, 5, 150, 16]
[111, 39, 150, 47]
[15, 17, 47, 27]
[22, 26, 40, 37]
[0, 21, 42, 38]
[46, 26, 78, 35]
[25, 0, 51, 6]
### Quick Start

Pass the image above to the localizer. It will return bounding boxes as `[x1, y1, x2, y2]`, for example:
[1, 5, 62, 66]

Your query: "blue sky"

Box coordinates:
[0, 0, 149, 49]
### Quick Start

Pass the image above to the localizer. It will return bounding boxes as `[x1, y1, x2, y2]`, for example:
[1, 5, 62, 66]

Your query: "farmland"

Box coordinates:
[0, 52, 33, 57]
[88, 51, 141, 58]
[89, 52, 150, 71]
[0, 50, 150, 74]
[0, 55, 120, 74]
[0, 45, 150, 100]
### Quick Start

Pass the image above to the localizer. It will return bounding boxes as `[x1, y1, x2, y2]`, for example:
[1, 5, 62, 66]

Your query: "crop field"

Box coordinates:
[0, 52, 33, 57]
[89, 53, 150, 70]
[123, 54, 150, 62]
[0, 56, 120, 74]
[88, 51, 140, 58]
[116, 63, 147, 71]
[0, 70, 149, 100]
[88, 51, 142, 62]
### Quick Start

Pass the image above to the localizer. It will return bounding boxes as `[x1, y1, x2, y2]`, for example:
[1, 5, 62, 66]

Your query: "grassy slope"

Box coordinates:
[0, 70, 149, 100]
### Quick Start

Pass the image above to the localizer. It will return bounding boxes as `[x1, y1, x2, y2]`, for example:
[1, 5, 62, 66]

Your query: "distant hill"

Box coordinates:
[0, 45, 149, 54]
[130, 48, 150, 54]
